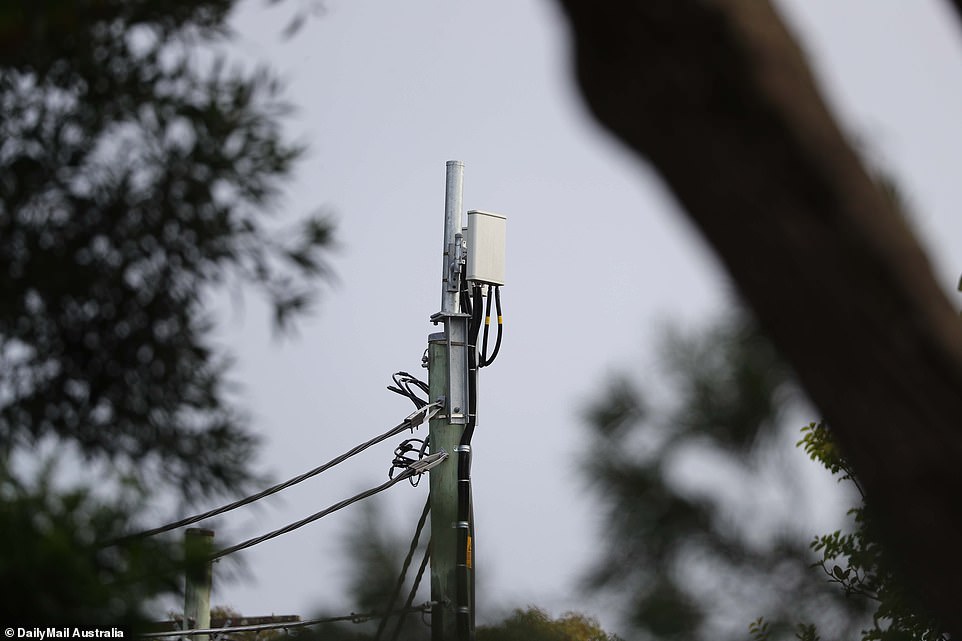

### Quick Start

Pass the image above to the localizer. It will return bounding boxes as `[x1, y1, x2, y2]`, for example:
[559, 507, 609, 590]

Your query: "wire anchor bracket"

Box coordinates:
[409, 450, 448, 474]
[404, 399, 443, 428]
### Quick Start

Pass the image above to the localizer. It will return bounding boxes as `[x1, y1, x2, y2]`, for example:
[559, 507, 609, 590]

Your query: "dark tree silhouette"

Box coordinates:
[0, 0, 332, 625]
[582, 313, 869, 640]
[0, 0, 332, 493]
[556, 0, 962, 633]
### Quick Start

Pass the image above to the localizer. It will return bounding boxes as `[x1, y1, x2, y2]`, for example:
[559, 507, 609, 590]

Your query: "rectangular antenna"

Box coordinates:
[466, 210, 506, 286]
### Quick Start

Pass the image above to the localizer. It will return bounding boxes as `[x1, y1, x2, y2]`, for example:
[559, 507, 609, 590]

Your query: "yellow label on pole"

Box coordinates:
[466, 535, 473, 569]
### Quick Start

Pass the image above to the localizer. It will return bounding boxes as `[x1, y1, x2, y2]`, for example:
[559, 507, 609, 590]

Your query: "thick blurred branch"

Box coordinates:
[556, 0, 962, 633]
[948, 0, 962, 27]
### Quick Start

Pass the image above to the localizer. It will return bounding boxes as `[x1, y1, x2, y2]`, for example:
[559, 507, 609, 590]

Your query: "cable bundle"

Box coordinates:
[387, 371, 431, 409]
[390, 438, 430, 486]
[479, 285, 503, 368]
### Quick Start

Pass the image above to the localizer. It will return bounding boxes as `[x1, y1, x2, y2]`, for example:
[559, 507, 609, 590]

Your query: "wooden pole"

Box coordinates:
[184, 528, 213, 641]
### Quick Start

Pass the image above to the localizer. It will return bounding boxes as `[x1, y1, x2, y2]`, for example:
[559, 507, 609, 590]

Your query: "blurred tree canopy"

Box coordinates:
[476, 609, 622, 641]
[0, 0, 332, 626]
[582, 313, 870, 641]
[556, 1, 962, 631]
[281, 499, 623, 641]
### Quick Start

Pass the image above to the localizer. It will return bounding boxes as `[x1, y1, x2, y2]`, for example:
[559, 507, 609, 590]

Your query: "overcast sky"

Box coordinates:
[157, 0, 962, 632]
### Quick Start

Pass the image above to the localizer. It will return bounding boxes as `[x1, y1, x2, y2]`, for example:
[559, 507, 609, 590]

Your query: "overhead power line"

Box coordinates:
[374, 496, 431, 641]
[114, 402, 442, 543]
[138, 602, 435, 638]
[209, 451, 448, 561]
[391, 542, 432, 641]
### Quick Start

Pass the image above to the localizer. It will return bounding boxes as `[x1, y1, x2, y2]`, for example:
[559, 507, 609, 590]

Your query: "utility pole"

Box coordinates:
[429, 160, 470, 641]
[183, 528, 213, 641]
[428, 160, 506, 641]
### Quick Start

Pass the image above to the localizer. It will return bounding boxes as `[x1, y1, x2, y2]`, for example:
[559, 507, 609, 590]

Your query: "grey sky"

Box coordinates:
[159, 0, 962, 631]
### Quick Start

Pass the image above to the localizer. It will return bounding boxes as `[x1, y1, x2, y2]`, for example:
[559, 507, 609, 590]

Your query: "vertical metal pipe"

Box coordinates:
[441, 160, 464, 314]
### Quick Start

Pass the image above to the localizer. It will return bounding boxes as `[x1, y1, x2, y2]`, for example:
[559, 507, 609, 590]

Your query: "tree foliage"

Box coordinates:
[282, 498, 623, 641]
[0, 0, 332, 496]
[799, 423, 946, 641]
[0, 462, 181, 628]
[477, 608, 623, 641]
[0, 0, 333, 626]
[582, 313, 868, 641]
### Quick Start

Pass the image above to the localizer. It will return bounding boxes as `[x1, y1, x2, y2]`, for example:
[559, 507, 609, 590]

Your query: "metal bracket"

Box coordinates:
[446, 232, 466, 295]
[428, 312, 470, 424]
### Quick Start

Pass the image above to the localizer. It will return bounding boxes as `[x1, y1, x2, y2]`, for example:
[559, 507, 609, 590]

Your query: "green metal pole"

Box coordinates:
[428, 333, 462, 641]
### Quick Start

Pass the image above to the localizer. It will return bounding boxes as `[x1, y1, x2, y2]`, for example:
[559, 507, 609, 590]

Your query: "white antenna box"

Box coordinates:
[465, 210, 506, 286]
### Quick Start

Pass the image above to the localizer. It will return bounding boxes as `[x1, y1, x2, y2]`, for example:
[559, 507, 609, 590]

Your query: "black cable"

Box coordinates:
[454, 283, 482, 641]
[460, 283, 473, 318]
[113, 405, 437, 544]
[480, 284, 494, 364]
[390, 541, 432, 641]
[387, 372, 430, 409]
[470, 283, 484, 347]
[210, 468, 418, 561]
[489, 286, 502, 362]
[480, 286, 502, 368]
[374, 496, 431, 641]
[390, 437, 430, 487]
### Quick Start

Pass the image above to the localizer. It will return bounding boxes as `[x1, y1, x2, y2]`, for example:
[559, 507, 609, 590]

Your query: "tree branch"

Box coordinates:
[556, 0, 962, 633]
[946, 0, 962, 28]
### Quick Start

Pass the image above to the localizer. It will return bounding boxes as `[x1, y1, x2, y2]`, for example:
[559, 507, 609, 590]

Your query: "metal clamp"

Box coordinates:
[404, 400, 444, 428]
[409, 450, 448, 474]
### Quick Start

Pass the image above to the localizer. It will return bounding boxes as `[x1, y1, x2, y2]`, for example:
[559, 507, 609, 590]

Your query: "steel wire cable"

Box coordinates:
[390, 542, 432, 641]
[209, 451, 447, 561]
[374, 496, 431, 641]
[113, 402, 440, 543]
